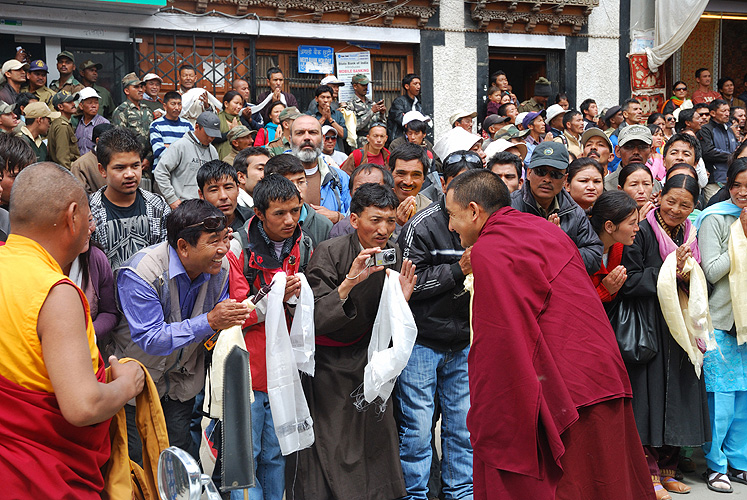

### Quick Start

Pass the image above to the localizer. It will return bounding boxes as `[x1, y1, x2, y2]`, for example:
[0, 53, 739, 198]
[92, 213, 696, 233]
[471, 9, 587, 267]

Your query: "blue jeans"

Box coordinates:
[231, 391, 285, 500]
[394, 343, 473, 500]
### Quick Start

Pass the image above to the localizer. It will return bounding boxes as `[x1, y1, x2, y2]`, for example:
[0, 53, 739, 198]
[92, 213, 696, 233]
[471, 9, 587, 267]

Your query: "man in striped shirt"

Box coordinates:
[149, 91, 192, 167]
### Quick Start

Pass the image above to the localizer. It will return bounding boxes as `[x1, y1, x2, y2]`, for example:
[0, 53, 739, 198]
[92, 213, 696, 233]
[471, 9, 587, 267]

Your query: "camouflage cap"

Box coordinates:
[351, 74, 370, 85]
[56, 51, 75, 63]
[227, 125, 256, 142]
[121, 72, 143, 88]
[79, 59, 102, 71]
[278, 106, 302, 122]
[52, 90, 78, 108]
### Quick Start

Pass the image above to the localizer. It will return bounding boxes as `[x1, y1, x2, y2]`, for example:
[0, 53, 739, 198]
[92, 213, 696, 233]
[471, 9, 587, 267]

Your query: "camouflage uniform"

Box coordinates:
[111, 99, 154, 154]
[344, 94, 386, 148]
[266, 135, 291, 157]
[50, 76, 84, 95]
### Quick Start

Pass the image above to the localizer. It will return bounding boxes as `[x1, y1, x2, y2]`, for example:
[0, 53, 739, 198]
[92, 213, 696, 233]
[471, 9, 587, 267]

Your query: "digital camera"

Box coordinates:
[374, 248, 397, 266]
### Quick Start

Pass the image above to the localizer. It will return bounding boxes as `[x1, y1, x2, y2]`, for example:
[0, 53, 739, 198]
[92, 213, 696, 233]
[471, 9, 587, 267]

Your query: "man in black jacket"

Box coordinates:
[387, 73, 422, 146]
[395, 151, 481, 500]
[510, 141, 603, 274]
[698, 98, 739, 200]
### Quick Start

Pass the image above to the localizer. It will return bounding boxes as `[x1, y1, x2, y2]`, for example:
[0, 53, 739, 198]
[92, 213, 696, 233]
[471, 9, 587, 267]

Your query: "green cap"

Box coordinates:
[57, 51, 75, 63]
[52, 90, 78, 108]
[121, 72, 143, 88]
[351, 74, 370, 85]
[79, 59, 102, 71]
[527, 141, 570, 170]
[227, 125, 255, 142]
[278, 106, 302, 122]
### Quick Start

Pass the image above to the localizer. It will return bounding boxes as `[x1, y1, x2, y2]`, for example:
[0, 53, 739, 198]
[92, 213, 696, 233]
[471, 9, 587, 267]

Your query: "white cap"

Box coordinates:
[320, 75, 344, 86]
[449, 110, 477, 126]
[402, 110, 432, 127]
[143, 73, 163, 83]
[515, 112, 528, 127]
[484, 138, 528, 161]
[2, 59, 29, 74]
[433, 127, 482, 161]
[321, 125, 338, 136]
[545, 104, 566, 125]
[77, 87, 101, 101]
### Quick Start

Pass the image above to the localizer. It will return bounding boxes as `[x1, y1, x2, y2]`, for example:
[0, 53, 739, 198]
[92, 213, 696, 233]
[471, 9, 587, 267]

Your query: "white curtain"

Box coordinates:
[645, 0, 709, 72]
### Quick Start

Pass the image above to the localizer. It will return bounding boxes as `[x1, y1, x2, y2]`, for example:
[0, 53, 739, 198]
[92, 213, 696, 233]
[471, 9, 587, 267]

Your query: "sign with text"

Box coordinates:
[298, 45, 334, 74]
[336, 51, 372, 103]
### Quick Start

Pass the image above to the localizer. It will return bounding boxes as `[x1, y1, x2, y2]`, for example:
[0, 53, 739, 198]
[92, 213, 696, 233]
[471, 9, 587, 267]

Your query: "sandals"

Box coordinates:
[728, 467, 747, 485]
[704, 469, 733, 493]
[653, 481, 673, 500]
[661, 475, 692, 494]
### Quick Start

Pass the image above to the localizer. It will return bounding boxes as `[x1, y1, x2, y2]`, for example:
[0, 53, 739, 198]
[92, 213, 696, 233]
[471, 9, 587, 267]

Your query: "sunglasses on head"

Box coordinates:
[444, 151, 483, 167]
[531, 166, 566, 179]
[183, 215, 227, 232]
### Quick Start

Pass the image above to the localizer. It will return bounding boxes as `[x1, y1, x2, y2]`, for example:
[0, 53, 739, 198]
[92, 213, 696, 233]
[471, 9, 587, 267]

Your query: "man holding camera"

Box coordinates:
[287, 183, 416, 500]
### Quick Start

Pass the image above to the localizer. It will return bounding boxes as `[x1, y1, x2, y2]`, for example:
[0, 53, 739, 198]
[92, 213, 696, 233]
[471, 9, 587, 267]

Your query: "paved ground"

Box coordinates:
[680, 448, 747, 498]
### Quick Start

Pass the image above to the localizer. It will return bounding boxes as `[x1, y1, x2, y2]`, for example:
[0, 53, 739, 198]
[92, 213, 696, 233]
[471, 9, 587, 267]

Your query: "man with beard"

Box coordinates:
[289, 114, 350, 224]
[604, 125, 653, 191]
[581, 128, 614, 174]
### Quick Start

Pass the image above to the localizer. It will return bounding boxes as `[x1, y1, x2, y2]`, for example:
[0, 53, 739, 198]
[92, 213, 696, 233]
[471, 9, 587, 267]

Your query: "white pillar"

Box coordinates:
[576, 0, 621, 110]
[45, 37, 62, 82]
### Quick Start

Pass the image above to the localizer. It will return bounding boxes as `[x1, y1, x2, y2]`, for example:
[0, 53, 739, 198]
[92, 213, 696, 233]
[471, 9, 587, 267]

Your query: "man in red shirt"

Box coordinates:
[692, 68, 722, 104]
[340, 122, 389, 174]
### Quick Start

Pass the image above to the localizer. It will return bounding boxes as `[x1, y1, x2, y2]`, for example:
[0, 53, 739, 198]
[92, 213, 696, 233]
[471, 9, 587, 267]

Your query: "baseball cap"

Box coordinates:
[24, 101, 61, 120]
[402, 110, 431, 127]
[196, 111, 222, 138]
[484, 138, 528, 160]
[603, 105, 622, 123]
[2, 59, 29, 74]
[227, 125, 255, 142]
[527, 141, 570, 170]
[56, 51, 75, 63]
[580, 127, 612, 150]
[515, 112, 528, 127]
[351, 74, 370, 85]
[52, 90, 79, 108]
[143, 73, 163, 83]
[77, 87, 101, 101]
[545, 104, 566, 125]
[522, 111, 546, 129]
[483, 114, 508, 130]
[320, 75, 344, 86]
[121, 72, 143, 88]
[278, 106, 302, 122]
[28, 59, 48, 72]
[322, 125, 338, 136]
[449, 110, 477, 126]
[0, 101, 15, 115]
[79, 60, 102, 71]
[618, 124, 652, 147]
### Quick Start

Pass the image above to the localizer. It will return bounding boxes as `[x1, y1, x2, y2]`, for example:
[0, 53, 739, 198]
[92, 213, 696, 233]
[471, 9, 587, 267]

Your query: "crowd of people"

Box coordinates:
[1, 47, 747, 500]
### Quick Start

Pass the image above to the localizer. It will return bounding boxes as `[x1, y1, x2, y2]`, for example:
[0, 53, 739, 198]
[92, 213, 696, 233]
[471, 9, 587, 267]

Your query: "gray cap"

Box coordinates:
[527, 141, 570, 170]
[618, 124, 652, 147]
[580, 127, 612, 149]
[196, 111, 222, 138]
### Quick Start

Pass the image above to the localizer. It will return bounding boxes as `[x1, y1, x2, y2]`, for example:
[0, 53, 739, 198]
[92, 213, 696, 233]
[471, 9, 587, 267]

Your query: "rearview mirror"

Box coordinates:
[158, 446, 221, 500]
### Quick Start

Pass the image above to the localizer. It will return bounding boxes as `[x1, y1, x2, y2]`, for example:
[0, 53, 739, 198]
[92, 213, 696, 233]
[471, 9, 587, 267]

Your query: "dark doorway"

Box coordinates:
[489, 54, 546, 104]
[63, 40, 132, 109]
[0, 34, 45, 68]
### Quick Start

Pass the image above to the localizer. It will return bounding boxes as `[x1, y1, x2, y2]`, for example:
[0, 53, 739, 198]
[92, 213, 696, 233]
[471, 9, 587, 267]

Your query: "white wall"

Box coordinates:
[575, 0, 621, 110]
[432, 0, 477, 142]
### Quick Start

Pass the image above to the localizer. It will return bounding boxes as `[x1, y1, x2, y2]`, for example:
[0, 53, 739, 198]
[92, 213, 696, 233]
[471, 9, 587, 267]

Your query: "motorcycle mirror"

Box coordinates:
[158, 446, 221, 500]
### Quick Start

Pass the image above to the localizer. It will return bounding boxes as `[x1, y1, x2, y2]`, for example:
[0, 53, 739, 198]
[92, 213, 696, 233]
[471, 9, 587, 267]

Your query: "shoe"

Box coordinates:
[679, 456, 697, 473]
[661, 475, 692, 494]
[704, 469, 733, 493]
[653, 480, 673, 500]
[727, 467, 747, 485]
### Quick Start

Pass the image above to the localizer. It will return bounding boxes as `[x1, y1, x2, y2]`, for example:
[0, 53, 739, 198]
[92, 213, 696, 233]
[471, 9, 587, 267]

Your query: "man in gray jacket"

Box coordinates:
[154, 111, 220, 209]
[510, 141, 603, 274]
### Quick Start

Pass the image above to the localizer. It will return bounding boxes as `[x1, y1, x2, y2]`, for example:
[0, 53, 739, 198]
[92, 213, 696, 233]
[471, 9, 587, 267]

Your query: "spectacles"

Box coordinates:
[183, 215, 227, 232]
[674, 87, 687, 92]
[444, 151, 483, 168]
[530, 166, 566, 179]
[666, 117, 676, 122]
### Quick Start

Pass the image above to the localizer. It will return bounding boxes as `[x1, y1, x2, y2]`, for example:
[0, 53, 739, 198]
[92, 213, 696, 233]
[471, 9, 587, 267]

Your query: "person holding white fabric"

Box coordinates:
[286, 183, 415, 500]
[225, 173, 312, 500]
[694, 158, 747, 493]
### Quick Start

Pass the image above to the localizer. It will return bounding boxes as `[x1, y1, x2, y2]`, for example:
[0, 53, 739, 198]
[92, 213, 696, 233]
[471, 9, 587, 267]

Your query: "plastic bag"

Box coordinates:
[363, 270, 418, 404]
[265, 272, 314, 455]
[657, 253, 715, 377]
[729, 218, 747, 345]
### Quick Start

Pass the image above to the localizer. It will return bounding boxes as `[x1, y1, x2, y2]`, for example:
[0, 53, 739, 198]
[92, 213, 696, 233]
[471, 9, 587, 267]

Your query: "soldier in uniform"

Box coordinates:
[344, 73, 386, 147]
[518, 77, 552, 113]
[78, 59, 115, 119]
[47, 91, 81, 169]
[111, 72, 155, 169]
[49, 51, 84, 94]
[23, 60, 55, 105]
[266, 106, 301, 156]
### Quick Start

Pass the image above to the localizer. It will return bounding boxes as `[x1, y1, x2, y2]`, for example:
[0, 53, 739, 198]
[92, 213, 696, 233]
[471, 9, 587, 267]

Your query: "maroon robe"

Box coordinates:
[469, 207, 653, 500]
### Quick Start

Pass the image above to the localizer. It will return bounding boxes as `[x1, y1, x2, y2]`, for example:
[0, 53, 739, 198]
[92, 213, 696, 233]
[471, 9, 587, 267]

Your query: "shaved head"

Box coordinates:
[291, 114, 322, 135]
[10, 162, 87, 229]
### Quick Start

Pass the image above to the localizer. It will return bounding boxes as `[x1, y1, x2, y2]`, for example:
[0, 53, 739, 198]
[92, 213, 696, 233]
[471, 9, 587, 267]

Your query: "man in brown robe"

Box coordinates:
[285, 183, 416, 500]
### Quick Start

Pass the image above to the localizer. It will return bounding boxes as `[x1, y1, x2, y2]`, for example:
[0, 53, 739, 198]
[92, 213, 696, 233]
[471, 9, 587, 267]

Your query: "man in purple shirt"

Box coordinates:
[113, 199, 250, 461]
[75, 87, 109, 155]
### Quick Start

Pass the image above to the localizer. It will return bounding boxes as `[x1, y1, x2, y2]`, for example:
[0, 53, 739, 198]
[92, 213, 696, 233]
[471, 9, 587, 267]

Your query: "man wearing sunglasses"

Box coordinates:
[112, 73, 155, 170]
[511, 141, 603, 274]
[604, 125, 653, 192]
[114, 200, 250, 461]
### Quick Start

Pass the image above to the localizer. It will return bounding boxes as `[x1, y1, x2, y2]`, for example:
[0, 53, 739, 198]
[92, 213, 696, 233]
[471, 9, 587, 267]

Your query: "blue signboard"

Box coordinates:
[298, 45, 334, 74]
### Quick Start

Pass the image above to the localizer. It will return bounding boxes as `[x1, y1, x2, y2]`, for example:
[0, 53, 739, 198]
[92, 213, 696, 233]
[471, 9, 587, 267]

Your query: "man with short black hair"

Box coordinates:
[48, 90, 80, 169]
[341, 123, 389, 174]
[511, 141, 603, 274]
[488, 151, 524, 192]
[71, 122, 113, 194]
[178, 64, 197, 94]
[389, 141, 432, 226]
[233, 146, 268, 209]
[90, 127, 170, 269]
[698, 98, 739, 199]
[307, 75, 344, 115]
[395, 153, 480, 500]
[197, 159, 253, 236]
[693, 68, 721, 104]
[255, 67, 299, 124]
[149, 91, 193, 168]
[154, 110, 221, 208]
[114, 199, 250, 459]
[328, 163, 394, 239]
[308, 85, 347, 152]
[20, 101, 59, 162]
[49, 51, 83, 94]
[0, 59, 29, 106]
[263, 153, 332, 246]
[78, 59, 115, 119]
[289, 182, 415, 500]
[0, 133, 36, 212]
[554, 110, 584, 157]
[387, 73, 422, 145]
[74, 87, 109, 155]
[662, 132, 708, 188]
[580, 98, 598, 130]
